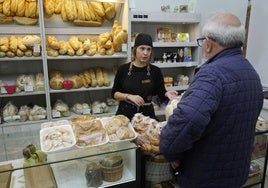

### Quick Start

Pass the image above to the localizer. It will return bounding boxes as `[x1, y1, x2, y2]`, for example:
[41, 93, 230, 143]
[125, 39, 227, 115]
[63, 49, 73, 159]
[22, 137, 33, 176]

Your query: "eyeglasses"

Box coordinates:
[196, 37, 206, 47]
[197, 37, 217, 47]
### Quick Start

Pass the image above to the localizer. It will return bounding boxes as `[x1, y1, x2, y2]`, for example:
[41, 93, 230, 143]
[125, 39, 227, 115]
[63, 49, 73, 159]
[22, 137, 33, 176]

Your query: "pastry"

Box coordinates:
[13, 16, 38, 25]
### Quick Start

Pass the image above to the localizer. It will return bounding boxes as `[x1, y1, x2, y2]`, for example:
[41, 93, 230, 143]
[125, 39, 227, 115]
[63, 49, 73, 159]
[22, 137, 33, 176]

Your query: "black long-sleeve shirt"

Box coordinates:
[111, 62, 167, 119]
[112, 62, 167, 102]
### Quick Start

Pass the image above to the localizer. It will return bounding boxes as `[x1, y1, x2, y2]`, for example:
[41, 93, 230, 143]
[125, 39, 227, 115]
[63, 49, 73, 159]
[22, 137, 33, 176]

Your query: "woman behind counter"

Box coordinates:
[111, 33, 178, 120]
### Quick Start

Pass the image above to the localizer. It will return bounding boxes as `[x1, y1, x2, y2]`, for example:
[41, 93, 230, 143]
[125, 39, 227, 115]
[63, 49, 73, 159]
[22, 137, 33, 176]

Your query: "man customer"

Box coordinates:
[160, 12, 263, 188]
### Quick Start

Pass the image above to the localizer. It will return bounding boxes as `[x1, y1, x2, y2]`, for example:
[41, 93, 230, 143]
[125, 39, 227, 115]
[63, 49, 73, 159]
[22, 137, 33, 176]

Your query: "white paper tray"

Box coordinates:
[40, 124, 76, 153]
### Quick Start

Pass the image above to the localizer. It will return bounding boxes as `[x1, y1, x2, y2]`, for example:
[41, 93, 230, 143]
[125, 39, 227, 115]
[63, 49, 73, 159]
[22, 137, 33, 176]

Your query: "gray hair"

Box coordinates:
[202, 17, 245, 48]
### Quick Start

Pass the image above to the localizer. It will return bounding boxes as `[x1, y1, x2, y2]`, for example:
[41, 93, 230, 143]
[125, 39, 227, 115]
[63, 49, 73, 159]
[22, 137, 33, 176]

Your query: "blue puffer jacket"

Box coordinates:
[160, 48, 263, 188]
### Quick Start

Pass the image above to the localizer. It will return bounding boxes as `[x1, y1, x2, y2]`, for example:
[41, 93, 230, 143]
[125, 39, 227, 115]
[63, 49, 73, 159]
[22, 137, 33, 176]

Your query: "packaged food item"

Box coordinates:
[157, 28, 172, 42]
[85, 162, 103, 187]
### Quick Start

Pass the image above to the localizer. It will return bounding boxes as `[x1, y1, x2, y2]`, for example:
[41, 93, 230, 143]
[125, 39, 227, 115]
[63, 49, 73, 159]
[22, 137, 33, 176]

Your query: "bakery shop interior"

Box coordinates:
[0, 0, 268, 188]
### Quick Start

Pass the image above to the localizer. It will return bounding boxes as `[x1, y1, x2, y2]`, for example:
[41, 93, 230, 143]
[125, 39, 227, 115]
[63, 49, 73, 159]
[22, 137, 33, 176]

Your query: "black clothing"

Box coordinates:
[112, 62, 167, 120]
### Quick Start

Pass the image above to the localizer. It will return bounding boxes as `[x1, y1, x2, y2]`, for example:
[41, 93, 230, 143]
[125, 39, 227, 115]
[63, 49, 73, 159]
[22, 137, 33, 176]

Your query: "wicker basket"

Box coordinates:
[145, 155, 173, 184]
[101, 161, 124, 182]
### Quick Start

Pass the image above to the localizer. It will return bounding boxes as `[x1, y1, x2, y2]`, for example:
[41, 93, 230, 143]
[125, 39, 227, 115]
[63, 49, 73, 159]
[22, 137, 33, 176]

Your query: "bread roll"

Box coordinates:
[16, 48, 24, 57]
[69, 36, 80, 51]
[0, 37, 9, 52]
[68, 75, 83, 89]
[24, 49, 33, 57]
[46, 46, 59, 57]
[58, 40, 68, 55]
[46, 35, 60, 50]
[50, 76, 64, 90]
[86, 41, 97, 56]
[17, 36, 27, 51]
[9, 35, 18, 53]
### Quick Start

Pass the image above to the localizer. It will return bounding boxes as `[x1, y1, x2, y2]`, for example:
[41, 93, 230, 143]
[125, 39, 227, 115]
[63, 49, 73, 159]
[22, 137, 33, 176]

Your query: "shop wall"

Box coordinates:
[132, 0, 268, 85]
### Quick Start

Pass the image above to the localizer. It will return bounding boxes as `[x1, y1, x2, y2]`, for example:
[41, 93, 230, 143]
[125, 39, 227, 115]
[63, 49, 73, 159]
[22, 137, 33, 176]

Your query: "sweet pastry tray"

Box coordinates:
[72, 118, 109, 148]
[100, 116, 138, 143]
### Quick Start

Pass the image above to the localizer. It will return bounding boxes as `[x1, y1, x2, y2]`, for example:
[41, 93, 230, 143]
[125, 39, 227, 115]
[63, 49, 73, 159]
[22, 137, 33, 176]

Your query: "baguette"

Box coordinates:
[73, 19, 102, 27]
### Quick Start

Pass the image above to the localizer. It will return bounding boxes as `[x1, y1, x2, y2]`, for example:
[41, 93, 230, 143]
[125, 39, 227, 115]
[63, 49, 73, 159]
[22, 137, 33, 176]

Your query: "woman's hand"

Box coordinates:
[165, 90, 178, 100]
[127, 94, 144, 106]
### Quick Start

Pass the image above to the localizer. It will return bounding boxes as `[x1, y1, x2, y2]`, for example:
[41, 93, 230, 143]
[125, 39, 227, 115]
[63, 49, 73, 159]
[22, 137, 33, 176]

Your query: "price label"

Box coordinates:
[1, 87, 7, 94]
[24, 85, 34, 92]
[52, 111, 61, 118]
[82, 108, 91, 115]
[33, 44, 40, 53]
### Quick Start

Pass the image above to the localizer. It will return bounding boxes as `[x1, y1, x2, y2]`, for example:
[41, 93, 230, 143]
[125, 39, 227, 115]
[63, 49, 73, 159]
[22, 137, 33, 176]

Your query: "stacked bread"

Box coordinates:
[0, 0, 38, 25]
[49, 67, 110, 90]
[132, 113, 165, 154]
[71, 116, 107, 147]
[43, 0, 116, 26]
[16, 73, 45, 92]
[103, 115, 136, 142]
[46, 20, 127, 57]
[0, 35, 41, 58]
[0, 0, 116, 26]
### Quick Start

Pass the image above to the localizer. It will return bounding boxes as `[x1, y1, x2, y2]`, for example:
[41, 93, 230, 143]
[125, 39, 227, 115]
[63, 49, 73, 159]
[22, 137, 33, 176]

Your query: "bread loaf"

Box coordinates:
[73, 20, 102, 27]
[103, 2, 116, 20]
[49, 76, 64, 90]
[43, 0, 55, 16]
[68, 75, 83, 89]
[75, 0, 85, 21]
[10, 0, 18, 16]
[95, 67, 104, 86]
[3, 0, 11, 16]
[54, 0, 63, 14]
[90, 2, 105, 17]
[16, 0, 26, 17]
[25, 1, 37, 18]
[13, 16, 38, 25]
[88, 68, 97, 87]
[60, 2, 68, 21]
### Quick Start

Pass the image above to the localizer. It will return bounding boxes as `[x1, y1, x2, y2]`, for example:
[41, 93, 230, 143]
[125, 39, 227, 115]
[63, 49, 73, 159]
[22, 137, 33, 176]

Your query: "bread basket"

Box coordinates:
[100, 161, 124, 182]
